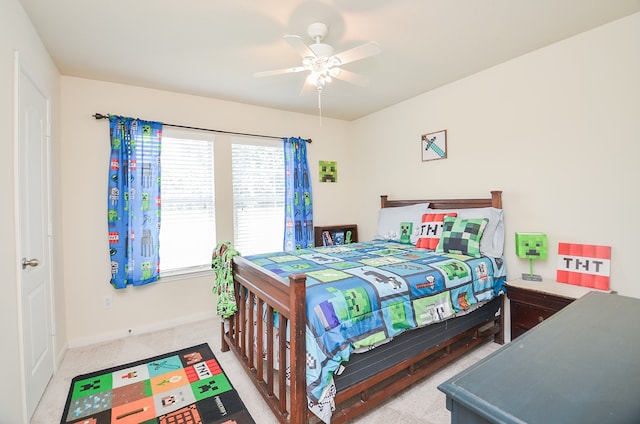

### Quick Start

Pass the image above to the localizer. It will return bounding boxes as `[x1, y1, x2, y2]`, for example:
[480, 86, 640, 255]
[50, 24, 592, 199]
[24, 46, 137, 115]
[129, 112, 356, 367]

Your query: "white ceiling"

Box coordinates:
[19, 0, 640, 121]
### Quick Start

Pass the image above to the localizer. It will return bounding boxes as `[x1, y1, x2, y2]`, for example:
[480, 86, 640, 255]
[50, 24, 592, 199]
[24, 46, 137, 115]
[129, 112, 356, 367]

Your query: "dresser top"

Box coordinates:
[506, 278, 609, 299]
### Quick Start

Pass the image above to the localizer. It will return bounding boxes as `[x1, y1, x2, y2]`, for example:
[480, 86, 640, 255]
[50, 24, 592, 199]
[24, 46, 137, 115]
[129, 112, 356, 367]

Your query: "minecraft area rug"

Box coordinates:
[61, 343, 255, 424]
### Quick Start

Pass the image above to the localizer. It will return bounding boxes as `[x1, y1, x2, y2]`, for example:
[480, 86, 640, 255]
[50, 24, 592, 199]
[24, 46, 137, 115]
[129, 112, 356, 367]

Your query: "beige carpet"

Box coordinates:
[32, 317, 500, 424]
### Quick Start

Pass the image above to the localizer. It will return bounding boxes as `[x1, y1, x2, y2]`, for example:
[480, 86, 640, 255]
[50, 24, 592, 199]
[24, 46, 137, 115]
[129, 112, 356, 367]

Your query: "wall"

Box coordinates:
[60, 77, 354, 345]
[0, 0, 63, 422]
[352, 13, 640, 297]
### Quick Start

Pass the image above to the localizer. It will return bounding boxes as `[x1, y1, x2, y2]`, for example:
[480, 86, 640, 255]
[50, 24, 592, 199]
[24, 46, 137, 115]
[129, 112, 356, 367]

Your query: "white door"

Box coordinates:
[17, 57, 55, 420]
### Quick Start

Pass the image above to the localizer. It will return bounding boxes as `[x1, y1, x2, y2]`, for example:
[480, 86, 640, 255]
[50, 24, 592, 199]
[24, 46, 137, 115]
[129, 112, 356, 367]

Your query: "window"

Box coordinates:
[159, 131, 216, 275]
[231, 137, 284, 255]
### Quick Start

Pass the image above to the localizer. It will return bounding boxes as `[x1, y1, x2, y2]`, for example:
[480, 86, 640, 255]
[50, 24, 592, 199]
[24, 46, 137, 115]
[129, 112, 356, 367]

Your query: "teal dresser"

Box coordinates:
[438, 291, 640, 424]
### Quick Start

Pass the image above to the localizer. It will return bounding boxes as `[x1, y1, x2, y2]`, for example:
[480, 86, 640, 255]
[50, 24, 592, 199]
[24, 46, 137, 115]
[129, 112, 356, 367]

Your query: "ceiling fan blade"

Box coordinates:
[332, 68, 370, 86]
[284, 35, 316, 58]
[253, 66, 306, 78]
[332, 41, 381, 66]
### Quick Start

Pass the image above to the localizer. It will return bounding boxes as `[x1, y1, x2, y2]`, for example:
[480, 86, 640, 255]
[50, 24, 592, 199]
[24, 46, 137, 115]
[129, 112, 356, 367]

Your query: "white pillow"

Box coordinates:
[375, 202, 430, 244]
[426, 207, 504, 257]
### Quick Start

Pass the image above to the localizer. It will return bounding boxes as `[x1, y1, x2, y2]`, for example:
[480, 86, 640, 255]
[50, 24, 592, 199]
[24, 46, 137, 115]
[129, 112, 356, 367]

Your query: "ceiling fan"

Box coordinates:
[254, 22, 381, 119]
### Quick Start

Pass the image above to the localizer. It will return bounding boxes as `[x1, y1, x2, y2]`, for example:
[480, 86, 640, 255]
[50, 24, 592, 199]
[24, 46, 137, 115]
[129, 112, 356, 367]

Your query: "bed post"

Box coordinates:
[490, 190, 504, 344]
[495, 294, 506, 345]
[380, 195, 389, 208]
[490, 190, 502, 209]
[288, 273, 307, 424]
[220, 320, 229, 352]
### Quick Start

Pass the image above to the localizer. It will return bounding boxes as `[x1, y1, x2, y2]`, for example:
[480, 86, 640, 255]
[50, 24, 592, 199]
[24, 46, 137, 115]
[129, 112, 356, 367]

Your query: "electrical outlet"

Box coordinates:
[103, 295, 113, 309]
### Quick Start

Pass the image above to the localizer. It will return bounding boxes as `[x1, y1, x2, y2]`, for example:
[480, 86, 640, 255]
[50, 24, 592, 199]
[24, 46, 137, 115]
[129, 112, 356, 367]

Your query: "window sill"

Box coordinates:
[159, 267, 214, 283]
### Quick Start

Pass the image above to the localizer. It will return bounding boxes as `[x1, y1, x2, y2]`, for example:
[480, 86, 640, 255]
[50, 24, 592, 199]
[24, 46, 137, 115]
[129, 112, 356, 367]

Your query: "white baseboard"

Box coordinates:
[67, 311, 217, 349]
[55, 342, 68, 371]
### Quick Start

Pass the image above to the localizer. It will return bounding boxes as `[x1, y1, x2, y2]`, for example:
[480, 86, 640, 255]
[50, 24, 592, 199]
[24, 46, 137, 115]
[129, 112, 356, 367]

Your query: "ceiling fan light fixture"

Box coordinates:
[328, 67, 341, 78]
[307, 69, 336, 90]
[306, 73, 321, 87]
[306, 73, 322, 87]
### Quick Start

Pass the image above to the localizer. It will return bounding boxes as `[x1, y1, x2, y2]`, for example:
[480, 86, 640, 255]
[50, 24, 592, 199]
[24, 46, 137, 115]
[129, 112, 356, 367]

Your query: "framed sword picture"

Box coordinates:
[421, 130, 447, 162]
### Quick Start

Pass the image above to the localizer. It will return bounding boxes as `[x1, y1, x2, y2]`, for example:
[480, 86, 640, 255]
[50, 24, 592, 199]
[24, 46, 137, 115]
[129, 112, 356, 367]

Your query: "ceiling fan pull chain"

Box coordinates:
[318, 89, 323, 126]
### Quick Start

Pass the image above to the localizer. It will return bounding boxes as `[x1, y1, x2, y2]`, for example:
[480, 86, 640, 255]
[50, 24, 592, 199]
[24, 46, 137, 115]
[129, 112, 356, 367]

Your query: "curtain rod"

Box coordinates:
[92, 113, 311, 143]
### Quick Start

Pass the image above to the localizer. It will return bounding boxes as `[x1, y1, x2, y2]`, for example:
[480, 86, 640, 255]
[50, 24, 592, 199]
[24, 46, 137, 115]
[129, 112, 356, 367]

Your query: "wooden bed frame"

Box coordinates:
[221, 190, 504, 424]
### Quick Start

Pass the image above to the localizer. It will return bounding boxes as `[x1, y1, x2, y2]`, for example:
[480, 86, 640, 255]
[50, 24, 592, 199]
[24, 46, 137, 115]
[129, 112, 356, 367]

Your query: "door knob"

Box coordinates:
[22, 258, 39, 269]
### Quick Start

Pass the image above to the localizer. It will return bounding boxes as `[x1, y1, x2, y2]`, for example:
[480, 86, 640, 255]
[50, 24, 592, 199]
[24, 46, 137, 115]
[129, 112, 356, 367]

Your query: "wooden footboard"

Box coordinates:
[222, 256, 308, 423]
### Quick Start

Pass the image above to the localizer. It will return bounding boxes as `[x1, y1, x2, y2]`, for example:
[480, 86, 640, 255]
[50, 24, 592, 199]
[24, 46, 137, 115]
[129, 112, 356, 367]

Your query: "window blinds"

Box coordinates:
[231, 142, 284, 255]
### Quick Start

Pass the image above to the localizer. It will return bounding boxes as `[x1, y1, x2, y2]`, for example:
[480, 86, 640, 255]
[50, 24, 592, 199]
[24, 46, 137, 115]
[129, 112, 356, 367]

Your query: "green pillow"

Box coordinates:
[436, 216, 488, 258]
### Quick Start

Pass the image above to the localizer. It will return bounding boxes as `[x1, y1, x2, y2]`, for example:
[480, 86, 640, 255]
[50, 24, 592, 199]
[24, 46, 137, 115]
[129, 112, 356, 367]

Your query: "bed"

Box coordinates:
[221, 191, 506, 423]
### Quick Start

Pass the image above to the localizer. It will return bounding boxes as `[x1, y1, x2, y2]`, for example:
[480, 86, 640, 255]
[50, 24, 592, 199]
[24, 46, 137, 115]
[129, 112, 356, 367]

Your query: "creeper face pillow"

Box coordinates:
[515, 233, 548, 259]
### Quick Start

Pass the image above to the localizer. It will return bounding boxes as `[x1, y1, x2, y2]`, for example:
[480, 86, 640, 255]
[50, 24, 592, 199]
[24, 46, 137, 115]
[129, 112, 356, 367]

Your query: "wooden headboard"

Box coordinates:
[380, 190, 502, 210]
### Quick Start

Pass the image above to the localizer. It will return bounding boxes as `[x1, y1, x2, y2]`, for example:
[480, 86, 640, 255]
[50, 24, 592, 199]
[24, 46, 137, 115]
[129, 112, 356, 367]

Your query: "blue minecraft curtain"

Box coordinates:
[283, 137, 313, 250]
[107, 116, 162, 288]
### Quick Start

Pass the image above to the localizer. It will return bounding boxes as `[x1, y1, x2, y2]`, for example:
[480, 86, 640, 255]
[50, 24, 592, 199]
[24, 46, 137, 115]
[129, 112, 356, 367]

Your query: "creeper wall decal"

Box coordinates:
[319, 160, 337, 183]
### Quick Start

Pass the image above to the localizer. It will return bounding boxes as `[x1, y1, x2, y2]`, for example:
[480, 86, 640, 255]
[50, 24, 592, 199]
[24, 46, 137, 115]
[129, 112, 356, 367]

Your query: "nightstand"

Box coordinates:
[313, 225, 358, 247]
[505, 279, 603, 340]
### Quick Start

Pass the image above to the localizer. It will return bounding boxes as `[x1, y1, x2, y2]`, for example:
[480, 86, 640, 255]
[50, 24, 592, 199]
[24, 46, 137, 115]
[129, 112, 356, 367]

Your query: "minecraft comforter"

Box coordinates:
[242, 240, 506, 421]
